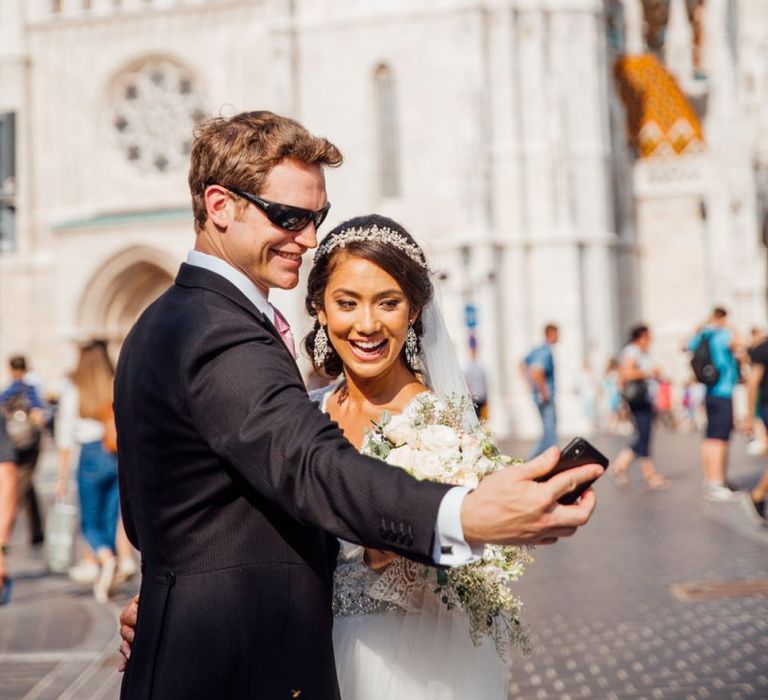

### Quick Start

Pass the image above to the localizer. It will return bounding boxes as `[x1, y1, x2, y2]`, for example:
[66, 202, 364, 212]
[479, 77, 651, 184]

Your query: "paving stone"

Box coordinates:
[505, 430, 767, 700]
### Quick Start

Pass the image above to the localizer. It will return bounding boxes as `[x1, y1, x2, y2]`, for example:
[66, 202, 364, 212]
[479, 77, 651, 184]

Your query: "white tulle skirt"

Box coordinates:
[332, 590, 509, 700]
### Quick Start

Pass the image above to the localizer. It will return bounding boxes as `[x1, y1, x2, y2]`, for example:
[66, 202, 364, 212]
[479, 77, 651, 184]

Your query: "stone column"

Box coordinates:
[665, 0, 694, 86]
[623, 0, 646, 55]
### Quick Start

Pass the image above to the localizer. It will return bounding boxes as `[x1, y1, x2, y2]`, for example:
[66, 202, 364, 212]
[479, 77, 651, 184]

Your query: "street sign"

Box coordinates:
[464, 303, 477, 329]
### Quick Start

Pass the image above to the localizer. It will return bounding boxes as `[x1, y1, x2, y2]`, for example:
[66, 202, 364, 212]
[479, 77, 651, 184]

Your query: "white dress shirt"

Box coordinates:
[185, 250, 481, 566]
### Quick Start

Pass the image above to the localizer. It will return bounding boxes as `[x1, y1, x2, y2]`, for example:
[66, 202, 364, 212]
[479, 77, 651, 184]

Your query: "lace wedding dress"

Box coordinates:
[314, 387, 510, 700]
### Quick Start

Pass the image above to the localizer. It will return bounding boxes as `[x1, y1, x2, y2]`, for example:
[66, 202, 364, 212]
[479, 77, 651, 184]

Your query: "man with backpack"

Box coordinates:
[0, 356, 46, 545]
[686, 307, 743, 501]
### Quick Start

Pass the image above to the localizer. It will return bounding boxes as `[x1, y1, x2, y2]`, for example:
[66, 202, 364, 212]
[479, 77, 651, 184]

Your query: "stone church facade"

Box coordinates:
[0, 0, 766, 437]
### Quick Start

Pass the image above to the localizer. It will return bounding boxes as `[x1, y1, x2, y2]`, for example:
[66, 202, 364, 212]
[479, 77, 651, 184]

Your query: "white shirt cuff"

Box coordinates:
[432, 486, 484, 566]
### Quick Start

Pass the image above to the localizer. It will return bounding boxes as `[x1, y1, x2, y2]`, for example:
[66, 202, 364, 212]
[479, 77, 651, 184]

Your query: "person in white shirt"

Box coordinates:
[55, 341, 135, 601]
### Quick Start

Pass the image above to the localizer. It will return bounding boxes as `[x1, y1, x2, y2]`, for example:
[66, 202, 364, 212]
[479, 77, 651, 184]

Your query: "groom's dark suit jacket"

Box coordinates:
[116, 263, 451, 700]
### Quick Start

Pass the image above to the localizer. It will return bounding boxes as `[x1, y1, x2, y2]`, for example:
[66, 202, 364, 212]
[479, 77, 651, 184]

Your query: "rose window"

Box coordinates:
[110, 59, 206, 174]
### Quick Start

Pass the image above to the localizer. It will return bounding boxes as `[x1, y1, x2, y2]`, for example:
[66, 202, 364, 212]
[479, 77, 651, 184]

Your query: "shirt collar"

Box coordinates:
[185, 250, 274, 324]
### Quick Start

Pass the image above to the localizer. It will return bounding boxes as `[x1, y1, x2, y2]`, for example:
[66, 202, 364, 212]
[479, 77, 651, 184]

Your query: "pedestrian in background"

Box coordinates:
[612, 325, 670, 489]
[654, 376, 675, 430]
[601, 357, 630, 434]
[686, 307, 742, 501]
[464, 343, 488, 419]
[0, 415, 17, 604]
[522, 323, 559, 458]
[744, 327, 768, 455]
[0, 355, 46, 546]
[55, 340, 129, 602]
[577, 360, 599, 432]
[740, 334, 768, 523]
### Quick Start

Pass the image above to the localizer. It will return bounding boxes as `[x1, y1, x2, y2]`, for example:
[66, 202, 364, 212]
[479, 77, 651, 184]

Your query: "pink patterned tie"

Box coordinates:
[272, 306, 297, 359]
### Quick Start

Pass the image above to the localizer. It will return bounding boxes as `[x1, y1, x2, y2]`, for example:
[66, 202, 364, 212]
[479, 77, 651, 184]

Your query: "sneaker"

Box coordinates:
[701, 482, 737, 501]
[94, 558, 117, 604]
[115, 557, 138, 585]
[68, 560, 100, 584]
[736, 491, 767, 526]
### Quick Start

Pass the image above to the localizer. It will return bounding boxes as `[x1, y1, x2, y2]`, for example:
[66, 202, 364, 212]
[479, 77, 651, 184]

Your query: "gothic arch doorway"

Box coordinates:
[77, 246, 176, 348]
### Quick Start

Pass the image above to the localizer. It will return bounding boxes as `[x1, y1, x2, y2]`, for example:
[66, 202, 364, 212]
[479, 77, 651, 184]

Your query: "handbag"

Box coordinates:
[622, 379, 650, 409]
[44, 500, 78, 573]
[100, 403, 118, 454]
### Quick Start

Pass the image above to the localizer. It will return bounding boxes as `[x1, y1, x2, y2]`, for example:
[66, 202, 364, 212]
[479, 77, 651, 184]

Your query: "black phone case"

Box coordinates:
[536, 437, 609, 505]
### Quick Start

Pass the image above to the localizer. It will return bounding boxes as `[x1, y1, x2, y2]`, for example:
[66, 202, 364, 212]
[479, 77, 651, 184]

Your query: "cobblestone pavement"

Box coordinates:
[504, 429, 768, 700]
[1, 429, 766, 700]
[0, 446, 137, 700]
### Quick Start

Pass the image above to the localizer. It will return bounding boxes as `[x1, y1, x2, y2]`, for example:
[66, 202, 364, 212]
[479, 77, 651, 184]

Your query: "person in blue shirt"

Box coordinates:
[0, 356, 46, 545]
[522, 324, 559, 458]
[686, 307, 743, 501]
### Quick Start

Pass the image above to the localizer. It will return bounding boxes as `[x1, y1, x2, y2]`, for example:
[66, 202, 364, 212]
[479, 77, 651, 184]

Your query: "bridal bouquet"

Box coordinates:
[362, 393, 533, 658]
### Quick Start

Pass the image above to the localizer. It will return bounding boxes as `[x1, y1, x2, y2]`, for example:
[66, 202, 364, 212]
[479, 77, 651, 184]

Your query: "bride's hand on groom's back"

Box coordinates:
[460, 447, 601, 547]
[117, 594, 139, 672]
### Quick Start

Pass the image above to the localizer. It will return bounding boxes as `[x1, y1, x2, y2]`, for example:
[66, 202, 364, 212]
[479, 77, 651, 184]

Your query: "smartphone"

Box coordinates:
[535, 437, 609, 505]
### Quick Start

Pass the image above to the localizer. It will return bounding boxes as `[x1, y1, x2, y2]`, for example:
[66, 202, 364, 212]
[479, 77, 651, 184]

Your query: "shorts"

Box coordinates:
[705, 395, 733, 441]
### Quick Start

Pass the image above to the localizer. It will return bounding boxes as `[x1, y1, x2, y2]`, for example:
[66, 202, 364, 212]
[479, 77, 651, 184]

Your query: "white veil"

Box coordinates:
[419, 278, 479, 427]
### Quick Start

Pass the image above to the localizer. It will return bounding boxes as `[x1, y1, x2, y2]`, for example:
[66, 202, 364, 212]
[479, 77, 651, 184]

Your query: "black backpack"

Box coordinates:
[691, 334, 720, 387]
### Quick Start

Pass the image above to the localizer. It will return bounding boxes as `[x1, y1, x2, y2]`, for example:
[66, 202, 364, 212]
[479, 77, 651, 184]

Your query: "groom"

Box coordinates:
[115, 111, 602, 699]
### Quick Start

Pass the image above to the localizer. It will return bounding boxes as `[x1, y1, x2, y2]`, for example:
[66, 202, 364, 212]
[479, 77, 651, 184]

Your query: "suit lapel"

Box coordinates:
[174, 263, 290, 355]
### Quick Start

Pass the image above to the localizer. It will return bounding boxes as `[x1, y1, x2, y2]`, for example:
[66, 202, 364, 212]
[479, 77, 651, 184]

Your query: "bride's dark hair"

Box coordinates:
[304, 214, 433, 378]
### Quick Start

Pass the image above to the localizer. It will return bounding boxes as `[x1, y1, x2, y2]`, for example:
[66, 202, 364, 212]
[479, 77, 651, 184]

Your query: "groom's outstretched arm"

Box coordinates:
[460, 447, 600, 546]
[184, 308, 601, 561]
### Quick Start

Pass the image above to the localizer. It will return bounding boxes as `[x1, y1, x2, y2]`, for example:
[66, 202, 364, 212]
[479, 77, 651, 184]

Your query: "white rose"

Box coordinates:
[383, 413, 416, 446]
[474, 456, 497, 476]
[460, 433, 481, 451]
[458, 433, 482, 467]
[412, 452, 443, 480]
[454, 470, 480, 490]
[417, 425, 460, 454]
[385, 445, 419, 472]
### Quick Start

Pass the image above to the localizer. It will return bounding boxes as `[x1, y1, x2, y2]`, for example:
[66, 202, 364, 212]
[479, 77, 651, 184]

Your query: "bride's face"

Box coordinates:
[317, 252, 416, 381]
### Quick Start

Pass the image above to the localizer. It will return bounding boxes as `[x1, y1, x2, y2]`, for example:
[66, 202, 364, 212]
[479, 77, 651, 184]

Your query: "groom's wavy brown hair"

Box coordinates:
[188, 111, 343, 233]
[304, 215, 433, 378]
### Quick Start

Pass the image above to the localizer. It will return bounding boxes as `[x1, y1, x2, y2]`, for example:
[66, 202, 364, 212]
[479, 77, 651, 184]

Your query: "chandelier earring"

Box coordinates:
[313, 325, 330, 366]
[405, 325, 419, 368]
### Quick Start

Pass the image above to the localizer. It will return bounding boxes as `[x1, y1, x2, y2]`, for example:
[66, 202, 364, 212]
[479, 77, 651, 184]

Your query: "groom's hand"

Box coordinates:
[460, 446, 601, 546]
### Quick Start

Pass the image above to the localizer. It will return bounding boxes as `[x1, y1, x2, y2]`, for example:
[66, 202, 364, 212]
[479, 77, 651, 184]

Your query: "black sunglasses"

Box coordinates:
[226, 186, 331, 232]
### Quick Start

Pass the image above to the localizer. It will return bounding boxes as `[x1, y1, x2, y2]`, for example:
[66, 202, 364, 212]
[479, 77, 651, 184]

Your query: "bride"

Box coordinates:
[303, 214, 510, 699]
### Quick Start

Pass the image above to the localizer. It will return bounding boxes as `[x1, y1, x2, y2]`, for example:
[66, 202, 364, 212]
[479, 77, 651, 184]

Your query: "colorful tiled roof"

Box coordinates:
[613, 53, 705, 158]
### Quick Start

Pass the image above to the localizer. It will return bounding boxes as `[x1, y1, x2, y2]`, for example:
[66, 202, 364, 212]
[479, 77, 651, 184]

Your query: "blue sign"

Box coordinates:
[464, 303, 477, 329]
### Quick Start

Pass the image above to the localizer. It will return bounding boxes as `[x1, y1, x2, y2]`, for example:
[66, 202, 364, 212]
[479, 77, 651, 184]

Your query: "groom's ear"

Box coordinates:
[205, 185, 233, 230]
